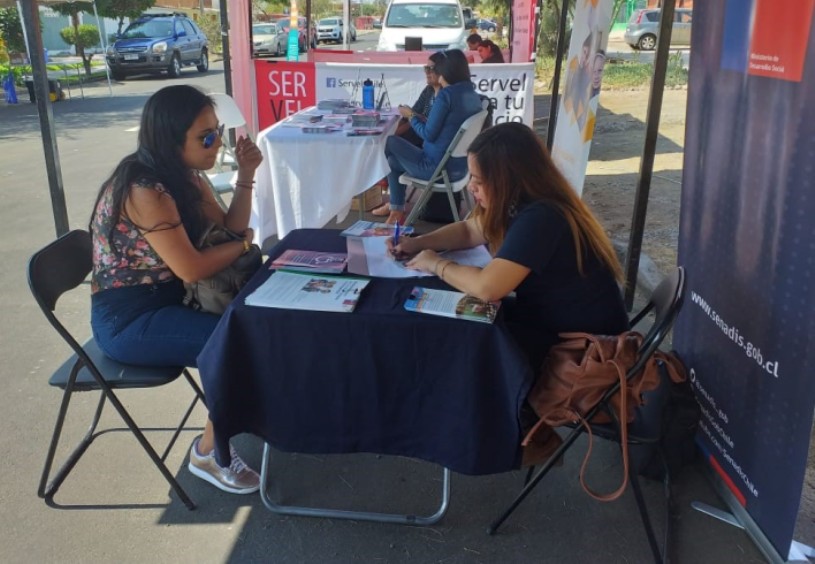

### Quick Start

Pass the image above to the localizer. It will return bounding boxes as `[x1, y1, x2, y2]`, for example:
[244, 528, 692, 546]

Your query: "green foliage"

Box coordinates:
[96, 0, 156, 35]
[50, 2, 96, 18]
[60, 24, 100, 50]
[534, 53, 689, 91]
[196, 16, 222, 55]
[0, 7, 26, 54]
[538, 0, 570, 58]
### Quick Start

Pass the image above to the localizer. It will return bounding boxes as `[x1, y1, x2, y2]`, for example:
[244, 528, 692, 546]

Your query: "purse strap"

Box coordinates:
[577, 357, 630, 502]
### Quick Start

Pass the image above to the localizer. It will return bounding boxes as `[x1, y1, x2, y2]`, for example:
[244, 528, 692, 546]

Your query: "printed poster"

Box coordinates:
[676, 0, 815, 558]
[550, 0, 614, 195]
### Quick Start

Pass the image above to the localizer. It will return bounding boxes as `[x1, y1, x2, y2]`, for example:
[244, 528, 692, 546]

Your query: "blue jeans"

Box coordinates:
[384, 136, 468, 211]
[91, 281, 220, 368]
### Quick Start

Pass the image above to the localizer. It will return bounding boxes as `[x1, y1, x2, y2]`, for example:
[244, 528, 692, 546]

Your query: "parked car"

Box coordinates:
[317, 17, 357, 43]
[624, 8, 692, 51]
[372, 18, 382, 29]
[106, 12, 208, 80]
[474, 18, 496, 32]
[378, 0, 468, 52]
[273, 17, 317, 55]
[252, 22, 280, 56]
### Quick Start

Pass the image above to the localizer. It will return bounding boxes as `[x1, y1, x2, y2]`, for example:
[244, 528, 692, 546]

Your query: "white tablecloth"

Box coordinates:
[252, 110, 399, 243]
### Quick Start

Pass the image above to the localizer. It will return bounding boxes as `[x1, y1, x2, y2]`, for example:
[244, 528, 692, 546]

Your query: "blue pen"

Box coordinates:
[393, 221, 401, 247]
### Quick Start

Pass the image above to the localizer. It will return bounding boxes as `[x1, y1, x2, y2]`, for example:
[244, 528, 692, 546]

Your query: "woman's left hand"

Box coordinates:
[235, 136, 263, 175]
[398, 105, 414, 119]
[405, 249, 442, 274]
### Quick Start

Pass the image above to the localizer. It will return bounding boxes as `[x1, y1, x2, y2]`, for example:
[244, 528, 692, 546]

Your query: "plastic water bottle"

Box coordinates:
[362, 78, 375, 110]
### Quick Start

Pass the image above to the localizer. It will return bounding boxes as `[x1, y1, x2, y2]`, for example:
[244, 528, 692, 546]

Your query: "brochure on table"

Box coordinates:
[340, 220, 415, 238]
[346, 236, 493, 279]
[404, 287, 501, 323]
[270, 249, 347, 274]
[245, 270, 369, 313]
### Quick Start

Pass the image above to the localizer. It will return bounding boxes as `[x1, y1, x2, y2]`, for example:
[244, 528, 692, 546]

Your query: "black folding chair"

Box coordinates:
[488, 267, 686, 564]
[28, 230, 206, 509]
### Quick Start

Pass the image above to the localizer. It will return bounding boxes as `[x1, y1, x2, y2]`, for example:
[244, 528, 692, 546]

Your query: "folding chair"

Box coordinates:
[28, 230, 206, 509]
[488, 267, 686, 564]
[401, 109, 489, 226]
[206, 92, 253, 207]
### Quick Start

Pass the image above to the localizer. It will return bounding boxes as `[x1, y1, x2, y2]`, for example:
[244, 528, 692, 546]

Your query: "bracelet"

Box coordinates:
[439, 260, 453, 280]
[235, 180, 255, 190]
[241, 239, 250, 255]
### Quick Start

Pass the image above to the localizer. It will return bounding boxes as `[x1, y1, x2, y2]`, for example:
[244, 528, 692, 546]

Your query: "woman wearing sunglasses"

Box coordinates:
[381, 48, 483, 225]
[88, 85, 263, 495]
[372, 57, 444, 217]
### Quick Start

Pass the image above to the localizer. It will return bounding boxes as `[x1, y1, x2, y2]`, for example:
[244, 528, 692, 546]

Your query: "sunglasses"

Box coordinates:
[202, 123, 225, 149]
[423, 65, 436, 73]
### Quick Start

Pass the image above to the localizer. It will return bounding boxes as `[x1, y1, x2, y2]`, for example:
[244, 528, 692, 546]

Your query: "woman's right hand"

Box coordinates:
[386, 235, 420, 260]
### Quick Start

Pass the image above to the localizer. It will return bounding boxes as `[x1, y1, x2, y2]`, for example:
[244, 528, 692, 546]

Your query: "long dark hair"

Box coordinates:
[89, 85, 214, 243]
[468, 123, 622, 281]
[430, 49, 471, 84]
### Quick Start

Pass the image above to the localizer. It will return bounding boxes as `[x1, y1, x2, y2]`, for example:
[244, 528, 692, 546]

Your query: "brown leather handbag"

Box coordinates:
[523, 331, 686, 501]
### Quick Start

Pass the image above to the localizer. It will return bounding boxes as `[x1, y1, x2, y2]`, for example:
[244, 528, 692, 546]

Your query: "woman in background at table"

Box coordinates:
[372, 54, 444, 216]
[89, 85, 263, 495]
[381, 48, 483, 225]
[477, 39, 505, 64]
[387, 122, 628, 369]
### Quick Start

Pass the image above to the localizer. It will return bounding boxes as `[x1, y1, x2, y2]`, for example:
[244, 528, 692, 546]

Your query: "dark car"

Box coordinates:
[624, 8, 692, 51]
[273, 17, 317, 55]
[475, 18, 496, 32]
[106, 12, 209, 80]
[372, 18, 382, 29]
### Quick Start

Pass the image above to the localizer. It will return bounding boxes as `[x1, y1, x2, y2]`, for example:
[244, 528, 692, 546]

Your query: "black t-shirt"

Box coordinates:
[495, 201, 629, 361]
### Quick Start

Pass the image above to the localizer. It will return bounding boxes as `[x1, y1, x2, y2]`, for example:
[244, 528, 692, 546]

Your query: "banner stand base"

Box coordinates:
[694, 464, 812, 563]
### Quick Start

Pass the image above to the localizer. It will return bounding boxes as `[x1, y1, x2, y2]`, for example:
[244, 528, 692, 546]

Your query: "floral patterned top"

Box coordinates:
[91, 180, 177, 294]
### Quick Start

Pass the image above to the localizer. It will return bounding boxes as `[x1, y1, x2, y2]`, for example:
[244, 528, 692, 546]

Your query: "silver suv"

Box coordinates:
[624, 8, 692, 51]
[316, 17, 357, 44]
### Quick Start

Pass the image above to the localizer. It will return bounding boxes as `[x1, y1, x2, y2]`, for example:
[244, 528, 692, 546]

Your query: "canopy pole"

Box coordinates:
[19, 0, 69, 237]
[623, 0, 677, 309]
[545, 0, 569, 151]
[91, 0, 113, 96]
[220, 0, 233, 96]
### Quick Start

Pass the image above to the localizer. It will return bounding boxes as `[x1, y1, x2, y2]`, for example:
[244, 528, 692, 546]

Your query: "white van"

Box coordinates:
[377, 0, 468, 52]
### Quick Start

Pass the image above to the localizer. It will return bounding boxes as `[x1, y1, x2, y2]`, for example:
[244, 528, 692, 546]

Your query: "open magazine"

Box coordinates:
[270, 249, 348, 274]
[404, 287, 501, 323]
[245, 271, 369, 313]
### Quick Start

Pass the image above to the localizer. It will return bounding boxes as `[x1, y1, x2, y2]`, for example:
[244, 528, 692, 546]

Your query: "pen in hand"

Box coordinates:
[392, 220, 400, 247]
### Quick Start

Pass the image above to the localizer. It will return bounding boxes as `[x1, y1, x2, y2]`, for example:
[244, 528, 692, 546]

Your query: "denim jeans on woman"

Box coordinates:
[385, 135, 468, 211]
[91, 280, 220, 368]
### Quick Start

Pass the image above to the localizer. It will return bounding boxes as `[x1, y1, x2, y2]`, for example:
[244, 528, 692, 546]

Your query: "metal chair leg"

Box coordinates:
[39, 362, 106, 500]
[629, 469, 663, 564]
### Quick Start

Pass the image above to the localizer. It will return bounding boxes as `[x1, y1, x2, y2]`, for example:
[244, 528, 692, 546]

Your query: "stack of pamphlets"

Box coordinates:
[270, 249, 348, 274]
[245, 271, 370, 313]
[404, 287, 501, 323]
[340, 220, 415, 238]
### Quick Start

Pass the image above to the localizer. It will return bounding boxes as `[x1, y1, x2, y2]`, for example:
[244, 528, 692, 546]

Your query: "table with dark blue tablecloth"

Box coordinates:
[197, 228, 535, 475]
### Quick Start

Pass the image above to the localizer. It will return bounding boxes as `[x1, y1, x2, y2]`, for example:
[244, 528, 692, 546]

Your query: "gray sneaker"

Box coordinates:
[188, 436, 260, 495]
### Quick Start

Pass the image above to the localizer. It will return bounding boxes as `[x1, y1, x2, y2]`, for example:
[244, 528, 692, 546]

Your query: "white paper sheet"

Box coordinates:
[348, 236, 493, 279]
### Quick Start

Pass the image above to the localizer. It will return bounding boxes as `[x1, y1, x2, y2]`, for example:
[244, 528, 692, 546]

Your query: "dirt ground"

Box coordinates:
[573, 86, 815, 549]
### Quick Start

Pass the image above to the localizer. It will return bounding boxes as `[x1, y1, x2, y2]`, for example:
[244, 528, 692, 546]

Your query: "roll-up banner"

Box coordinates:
[253, 60, 535, 131]
[675, 0, 815, 559]
[550, 0, 614, 195]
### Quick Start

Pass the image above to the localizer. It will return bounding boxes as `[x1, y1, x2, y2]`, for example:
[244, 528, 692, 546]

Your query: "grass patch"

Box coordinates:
[534, 52, 689, 91]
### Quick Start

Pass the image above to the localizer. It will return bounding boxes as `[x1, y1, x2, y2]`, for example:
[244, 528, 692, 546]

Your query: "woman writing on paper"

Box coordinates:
[89, 85, 263, 495]
[387, 122, 628, 369]
[380, 48, 483, 225]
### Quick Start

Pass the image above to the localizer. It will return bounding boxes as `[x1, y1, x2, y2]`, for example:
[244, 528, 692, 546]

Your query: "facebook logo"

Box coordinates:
[326, 77, 337, 88]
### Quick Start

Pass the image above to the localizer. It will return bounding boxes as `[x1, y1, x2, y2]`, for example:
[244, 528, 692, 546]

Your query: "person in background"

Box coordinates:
[477, 39, 505, 63]
[89, 85, 263, 495]
[382, 49, 482, 225]
[372, 57, 444, 216]
[465, 33, 483, 62]
[387, 122, 628, 370]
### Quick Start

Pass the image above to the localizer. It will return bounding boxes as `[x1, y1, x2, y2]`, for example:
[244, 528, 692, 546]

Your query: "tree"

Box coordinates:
[96, 0, 155, 35]
[0, 7, 26, 55]
[60, 23, 99, 74]
[51, 2, 96, 74]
